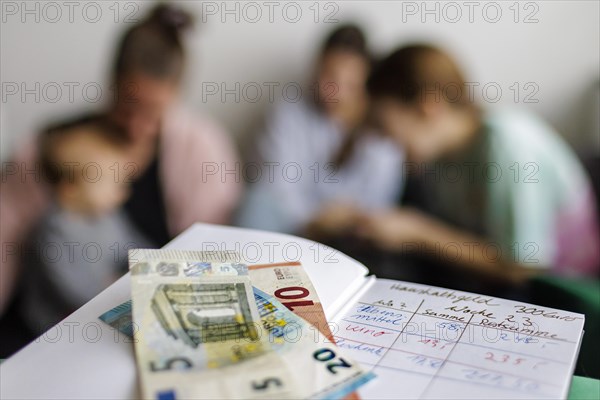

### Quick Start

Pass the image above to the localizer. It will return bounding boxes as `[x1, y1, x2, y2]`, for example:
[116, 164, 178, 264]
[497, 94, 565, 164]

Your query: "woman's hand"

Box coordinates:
[305, 203, 364, 239]
[358, 207, 434, 250]
[359, 207, 541, 285]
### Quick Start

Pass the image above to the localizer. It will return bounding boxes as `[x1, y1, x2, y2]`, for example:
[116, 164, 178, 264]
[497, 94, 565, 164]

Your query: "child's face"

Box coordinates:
[54, 128, 131, 216]
[73, 168, 130, 216]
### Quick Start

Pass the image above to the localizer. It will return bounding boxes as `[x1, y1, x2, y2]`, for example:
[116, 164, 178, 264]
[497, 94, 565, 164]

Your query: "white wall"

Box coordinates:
[1, 0, 599, 160]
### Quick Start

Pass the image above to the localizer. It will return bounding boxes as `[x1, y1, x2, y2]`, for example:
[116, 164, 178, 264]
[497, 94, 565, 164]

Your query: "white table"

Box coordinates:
[0, 223, 368, 399]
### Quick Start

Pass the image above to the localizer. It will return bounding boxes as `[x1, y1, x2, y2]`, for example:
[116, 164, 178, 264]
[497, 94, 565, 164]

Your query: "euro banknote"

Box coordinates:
[127, 249, 373, 399]
[101, 250, 244, 337]
[129, 249, 275, 398]
[102, 261, 330, 339]
[250, 287, 374, 399]
[248, 262, 335, 341]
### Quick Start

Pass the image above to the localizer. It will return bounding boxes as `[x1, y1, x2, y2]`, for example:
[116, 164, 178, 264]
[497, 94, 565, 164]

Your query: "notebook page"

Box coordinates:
[331, 278, 584, 399]
[167, 223, 370, 319]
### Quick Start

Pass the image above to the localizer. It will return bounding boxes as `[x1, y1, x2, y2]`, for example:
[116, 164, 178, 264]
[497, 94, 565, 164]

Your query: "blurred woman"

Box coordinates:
[107, 4, 240, 244]
[237, 25, 404, 237]
[362, 44, 600, 283]
[0, 4, 240, 315]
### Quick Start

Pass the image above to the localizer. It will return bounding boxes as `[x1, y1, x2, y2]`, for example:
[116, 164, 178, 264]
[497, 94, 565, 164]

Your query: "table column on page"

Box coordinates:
[333, 286, 446, 399]
[421, 303, 584, 399]
[372, 302, 473, 399]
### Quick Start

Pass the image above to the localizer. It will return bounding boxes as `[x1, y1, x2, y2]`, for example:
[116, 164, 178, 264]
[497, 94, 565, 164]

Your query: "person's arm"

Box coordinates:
[358, 136, 406, 209]
[416, 211, 542, 284]
[31, 218, 117, 309]
[360, 208, 543, 285]
[237, 102, 321, 233]
[304, 202, 365, 239]
[0, 138, 49, 314]
[187, 120, 242, 225]
[160, 110, 242, 235]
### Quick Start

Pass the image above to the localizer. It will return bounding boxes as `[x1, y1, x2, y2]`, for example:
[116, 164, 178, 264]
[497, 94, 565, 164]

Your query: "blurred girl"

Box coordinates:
[238, 25, 404, 237]
[362, 44, 600, 282]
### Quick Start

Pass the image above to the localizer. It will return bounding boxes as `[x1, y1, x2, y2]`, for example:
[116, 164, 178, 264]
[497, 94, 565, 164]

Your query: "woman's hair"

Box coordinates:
[368, 44, 473, 109]
[112, 4, 194, 83]
[319, 24, 371, 168]
[321, 24, 370, 60]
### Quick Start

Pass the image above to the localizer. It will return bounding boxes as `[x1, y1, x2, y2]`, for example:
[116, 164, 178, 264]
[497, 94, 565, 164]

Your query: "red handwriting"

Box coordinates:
[485, 352, 526, 365]
[418, 338, 455, 350]
[345, 324, 393, 338]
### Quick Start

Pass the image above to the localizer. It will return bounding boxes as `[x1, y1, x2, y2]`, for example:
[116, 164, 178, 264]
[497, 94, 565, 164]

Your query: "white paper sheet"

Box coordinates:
[332, 279, 584, 400]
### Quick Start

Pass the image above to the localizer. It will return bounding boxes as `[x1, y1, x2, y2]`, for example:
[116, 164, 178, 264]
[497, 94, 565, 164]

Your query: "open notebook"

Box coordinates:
[0, 223, 584, 399]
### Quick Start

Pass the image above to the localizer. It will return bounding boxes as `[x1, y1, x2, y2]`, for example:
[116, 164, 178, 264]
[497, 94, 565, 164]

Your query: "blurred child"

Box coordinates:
[21, 117, 150, 333]
[362, 44, 600, 283]
[237, 25, 404, 237]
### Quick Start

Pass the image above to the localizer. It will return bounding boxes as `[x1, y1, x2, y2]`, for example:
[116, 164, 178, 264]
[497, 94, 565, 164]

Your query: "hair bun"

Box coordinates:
[148, 4, 194, 32]
[323, 24, 369, 58]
